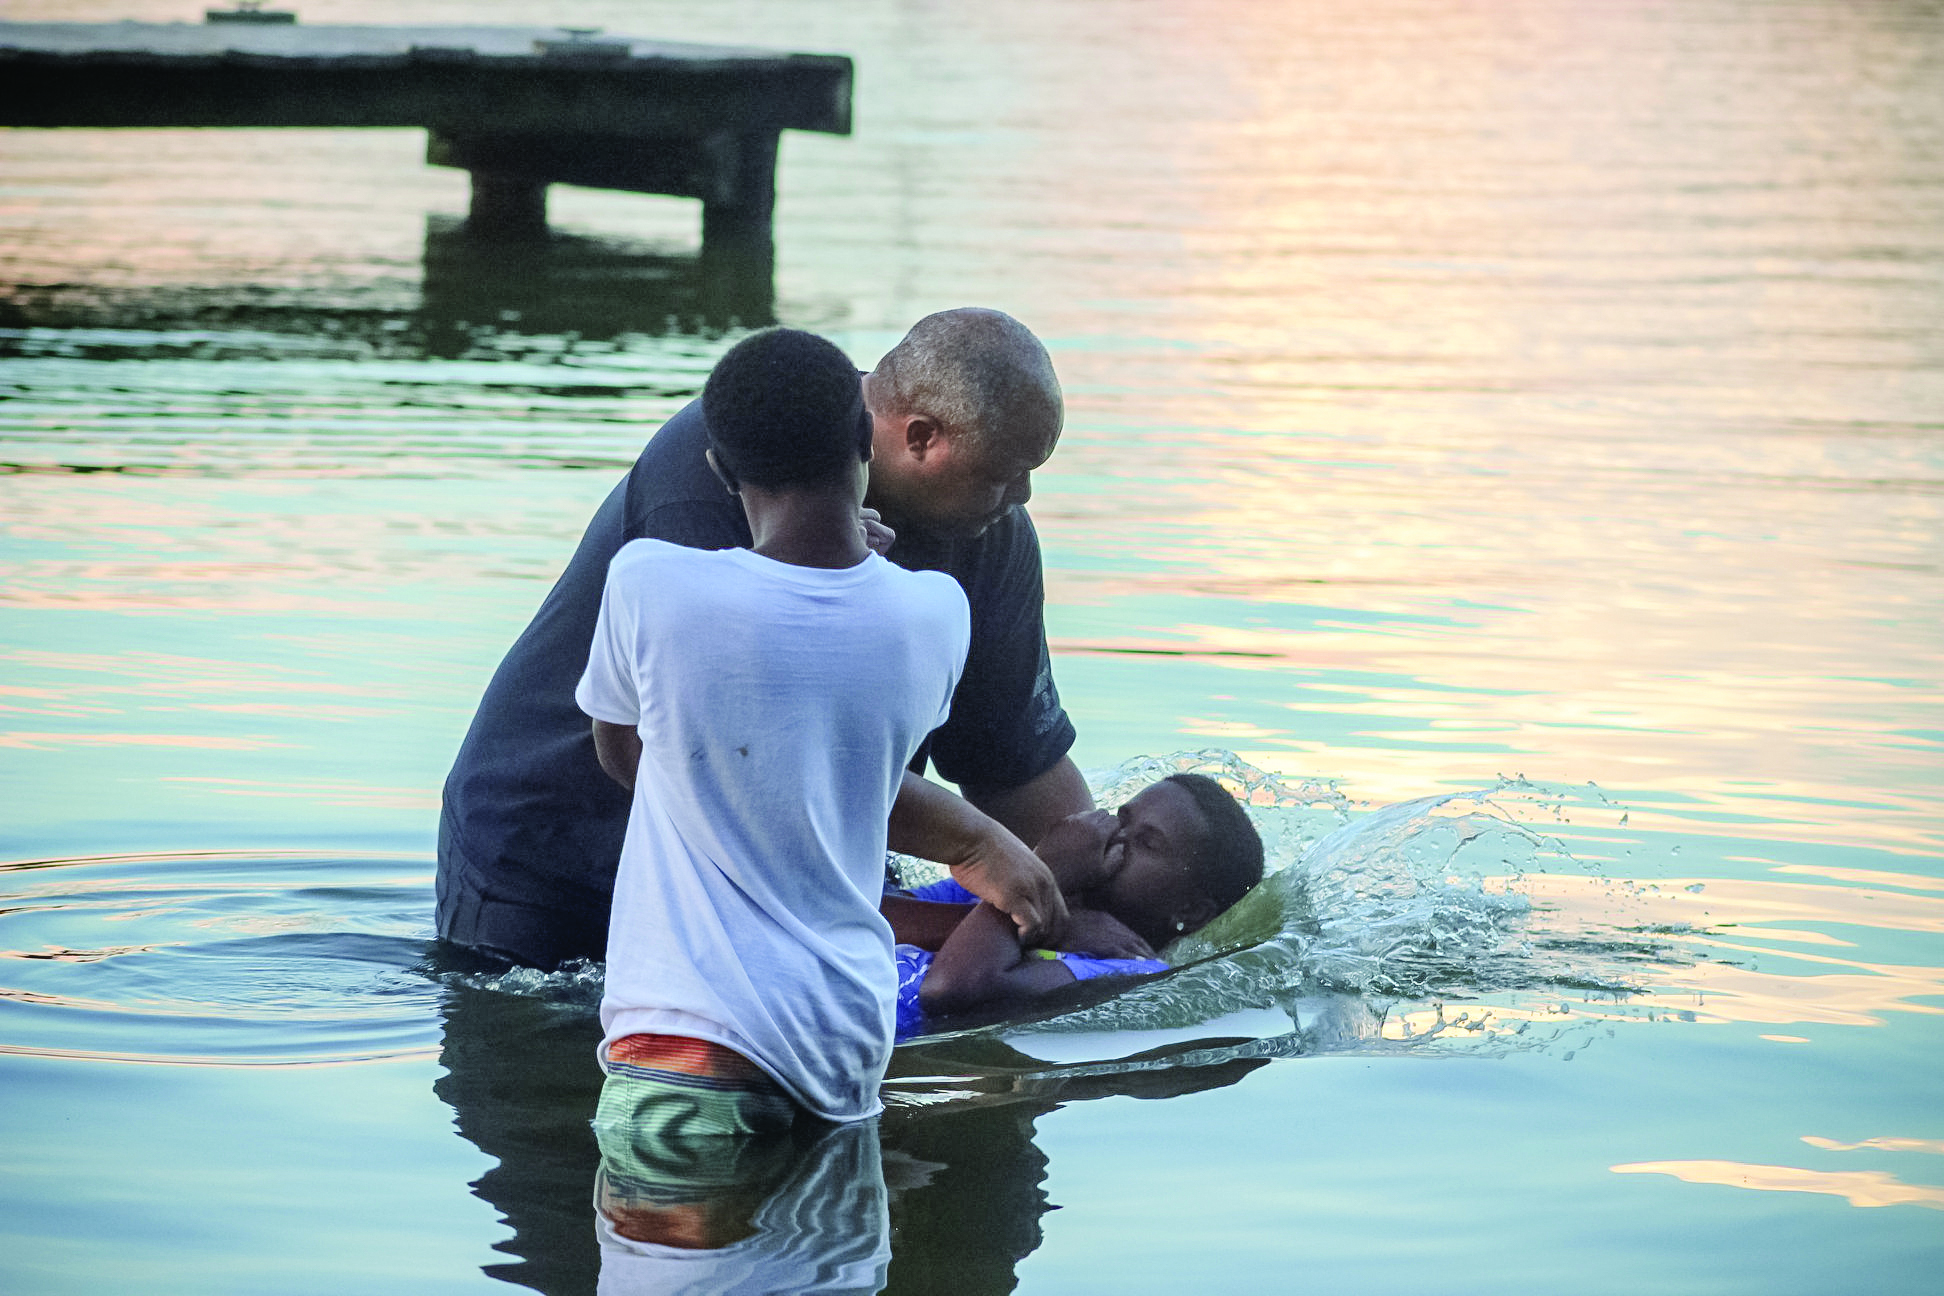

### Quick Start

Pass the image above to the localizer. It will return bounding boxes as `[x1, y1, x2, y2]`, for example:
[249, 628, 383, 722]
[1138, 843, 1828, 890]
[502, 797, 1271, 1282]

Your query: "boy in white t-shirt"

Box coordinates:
[573, 327, 982, 1138]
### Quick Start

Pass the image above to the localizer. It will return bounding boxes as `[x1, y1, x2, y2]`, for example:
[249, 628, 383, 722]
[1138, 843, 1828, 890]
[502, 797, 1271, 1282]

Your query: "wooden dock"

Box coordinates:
[0, 17, 853, 272]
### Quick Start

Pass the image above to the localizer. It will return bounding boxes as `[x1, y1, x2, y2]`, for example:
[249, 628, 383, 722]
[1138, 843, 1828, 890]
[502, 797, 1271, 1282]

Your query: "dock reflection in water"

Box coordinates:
[419, 218, 775, 340]
[0, 216, 772, 351]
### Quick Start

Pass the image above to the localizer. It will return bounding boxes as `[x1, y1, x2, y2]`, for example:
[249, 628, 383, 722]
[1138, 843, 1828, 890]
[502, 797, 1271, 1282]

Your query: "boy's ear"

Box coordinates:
[1174, 896, 1218, 934]
[705, 448, 740, 495]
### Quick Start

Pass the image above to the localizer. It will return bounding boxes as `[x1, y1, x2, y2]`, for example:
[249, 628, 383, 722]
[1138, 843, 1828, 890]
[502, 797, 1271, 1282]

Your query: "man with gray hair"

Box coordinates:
[862, 309, 1065, 540]
[437, 309, 1094, 970]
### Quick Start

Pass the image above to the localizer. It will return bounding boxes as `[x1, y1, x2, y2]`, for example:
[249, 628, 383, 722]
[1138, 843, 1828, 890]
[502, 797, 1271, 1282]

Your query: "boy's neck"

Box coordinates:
[739, 482, 871, 570]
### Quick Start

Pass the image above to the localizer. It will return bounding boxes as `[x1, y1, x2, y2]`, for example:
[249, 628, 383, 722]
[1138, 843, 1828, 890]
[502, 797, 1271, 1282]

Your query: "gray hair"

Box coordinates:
[871, 308, 1063, 453]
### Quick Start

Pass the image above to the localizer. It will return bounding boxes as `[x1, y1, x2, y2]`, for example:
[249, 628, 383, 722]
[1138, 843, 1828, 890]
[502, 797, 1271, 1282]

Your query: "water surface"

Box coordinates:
[3, 0, 1940, 1292]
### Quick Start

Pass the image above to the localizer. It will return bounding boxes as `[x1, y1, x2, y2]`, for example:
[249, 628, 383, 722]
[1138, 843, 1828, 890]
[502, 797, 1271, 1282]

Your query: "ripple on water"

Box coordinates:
[0, 851, 442, 1066]
[2, 761, 1839, 1075]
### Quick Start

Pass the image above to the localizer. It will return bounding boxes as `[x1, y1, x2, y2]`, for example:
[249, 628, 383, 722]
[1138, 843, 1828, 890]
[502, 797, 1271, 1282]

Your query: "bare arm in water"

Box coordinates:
[888, 771, 1067, 947]
[962, 755, 1094, 854]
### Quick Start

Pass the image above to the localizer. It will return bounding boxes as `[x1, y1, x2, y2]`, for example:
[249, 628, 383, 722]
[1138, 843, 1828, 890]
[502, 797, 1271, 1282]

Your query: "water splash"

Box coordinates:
[437, 956, 606, 1009]
[1001, 754, 1668, 1044]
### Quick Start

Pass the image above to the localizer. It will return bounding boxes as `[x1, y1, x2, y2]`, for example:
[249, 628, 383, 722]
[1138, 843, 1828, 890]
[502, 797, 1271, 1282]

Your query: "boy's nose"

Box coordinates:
[1067, 808, 1111, 827]
[1066, 809, 1115, 844]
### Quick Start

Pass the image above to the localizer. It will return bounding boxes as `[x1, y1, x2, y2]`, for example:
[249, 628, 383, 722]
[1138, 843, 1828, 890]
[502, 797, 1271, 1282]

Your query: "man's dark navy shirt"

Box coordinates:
[436, 396, 1076, 968]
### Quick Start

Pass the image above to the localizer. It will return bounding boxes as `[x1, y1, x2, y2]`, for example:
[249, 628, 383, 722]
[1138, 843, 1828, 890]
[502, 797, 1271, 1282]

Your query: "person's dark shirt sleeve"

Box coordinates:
[436, 399, 745, 967]
[919, 509, 1076, 792]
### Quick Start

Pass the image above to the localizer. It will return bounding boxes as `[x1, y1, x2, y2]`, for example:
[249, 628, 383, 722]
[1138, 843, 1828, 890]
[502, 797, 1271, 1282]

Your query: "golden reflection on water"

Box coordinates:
[1611, 1161, 1944, 1212]
[1803, 1137, 1944, 1157]
[0, 129, 454, 294]
[1527, 871, 1944, 1029]
[1519, 873, 1944, 940]
[160, 775, 435, 811]
[1775, 866, 1944, 894]
[1, 477, 621, 612]
[1623, 958, 1944, 1030]
[1046, 480, 1940, 850]
[0, 647, 415, 755]
[0, 731, 280, 751]
[1210, 743, 1940, 857]
[1373, 869, 1944, 1043]
[2, 648, 409, 706]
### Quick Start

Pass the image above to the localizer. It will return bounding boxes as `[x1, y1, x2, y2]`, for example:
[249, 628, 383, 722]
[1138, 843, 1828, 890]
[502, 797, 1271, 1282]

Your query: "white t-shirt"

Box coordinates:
[575, 539, 969, 1121]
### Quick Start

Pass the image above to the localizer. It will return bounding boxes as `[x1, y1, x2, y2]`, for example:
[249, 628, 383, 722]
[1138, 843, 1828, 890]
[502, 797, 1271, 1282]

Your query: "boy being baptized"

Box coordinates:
[893, 772, 1264, 1038]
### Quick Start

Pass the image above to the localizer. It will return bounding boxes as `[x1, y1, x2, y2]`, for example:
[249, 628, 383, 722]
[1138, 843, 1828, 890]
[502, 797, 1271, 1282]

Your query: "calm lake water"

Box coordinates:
[3, 0, 1941, 1292]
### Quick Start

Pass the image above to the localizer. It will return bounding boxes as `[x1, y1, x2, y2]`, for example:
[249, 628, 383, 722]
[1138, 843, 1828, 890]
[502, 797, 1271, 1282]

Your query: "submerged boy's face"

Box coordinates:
[1039, 781, 1213, 947]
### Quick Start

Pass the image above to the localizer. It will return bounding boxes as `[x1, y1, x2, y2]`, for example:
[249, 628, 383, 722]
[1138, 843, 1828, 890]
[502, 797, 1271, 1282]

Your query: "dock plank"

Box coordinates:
[0, 23, 853, 136]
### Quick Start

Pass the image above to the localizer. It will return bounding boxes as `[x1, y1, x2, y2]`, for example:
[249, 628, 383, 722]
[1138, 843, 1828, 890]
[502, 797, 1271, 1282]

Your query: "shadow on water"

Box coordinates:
[431, 965, 1268, 1296]
[0, 760, 1714, 1293]
[419, 217, 775, 342]
[0, 216, 773, 356]
[434, 977, 606, 1296]
[426, 755, 1682, 1294]
[878, 1038, 1270, 1296]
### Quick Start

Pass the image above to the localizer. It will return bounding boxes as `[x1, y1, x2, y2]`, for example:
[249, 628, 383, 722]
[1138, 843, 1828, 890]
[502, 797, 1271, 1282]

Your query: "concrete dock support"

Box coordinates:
[430, 129, 780, 246]
[467, 175, 549, 242]
[431, 128, 780, 315]
[697, 130, 778, 318]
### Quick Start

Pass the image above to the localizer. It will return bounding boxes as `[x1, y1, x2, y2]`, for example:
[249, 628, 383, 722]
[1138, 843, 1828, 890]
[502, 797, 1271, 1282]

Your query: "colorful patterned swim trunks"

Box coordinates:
[596, 1033, 799, 1149]
[593, 1034, 804, 1245]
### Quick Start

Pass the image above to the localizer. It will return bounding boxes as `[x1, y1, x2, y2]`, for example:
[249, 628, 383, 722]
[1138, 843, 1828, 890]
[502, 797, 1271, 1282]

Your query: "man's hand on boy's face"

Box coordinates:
[860, 508, 895, 557]
[949, 830, 1068, 949]
[1032, 809, 1118, 897]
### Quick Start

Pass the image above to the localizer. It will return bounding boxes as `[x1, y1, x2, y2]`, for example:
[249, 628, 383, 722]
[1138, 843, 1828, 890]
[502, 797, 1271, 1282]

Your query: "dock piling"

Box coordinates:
[466, 175, 550, 242]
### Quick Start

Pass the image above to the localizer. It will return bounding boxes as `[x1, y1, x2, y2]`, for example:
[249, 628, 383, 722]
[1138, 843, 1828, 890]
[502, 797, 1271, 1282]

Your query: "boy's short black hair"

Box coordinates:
[702, 328, 869, 490]
[1164, 773, 1265, 913]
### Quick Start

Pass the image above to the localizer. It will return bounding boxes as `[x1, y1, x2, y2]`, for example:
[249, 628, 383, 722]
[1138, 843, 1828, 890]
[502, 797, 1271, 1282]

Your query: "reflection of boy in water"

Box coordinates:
[594, 1118, 891, 1288]
[575, 328, 985, 1134]
[892, 773, 1265, 1038]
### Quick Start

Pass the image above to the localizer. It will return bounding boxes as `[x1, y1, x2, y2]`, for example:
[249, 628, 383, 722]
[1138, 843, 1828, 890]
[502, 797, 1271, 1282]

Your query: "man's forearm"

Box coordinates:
[961, 754, 1094, 847]
[887, 769, 992, 862]
[888, 770, 1067, 945]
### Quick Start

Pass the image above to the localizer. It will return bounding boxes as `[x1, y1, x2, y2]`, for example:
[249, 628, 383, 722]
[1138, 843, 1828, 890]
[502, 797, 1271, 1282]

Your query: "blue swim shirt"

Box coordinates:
[893, 877, 1169, 1040]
